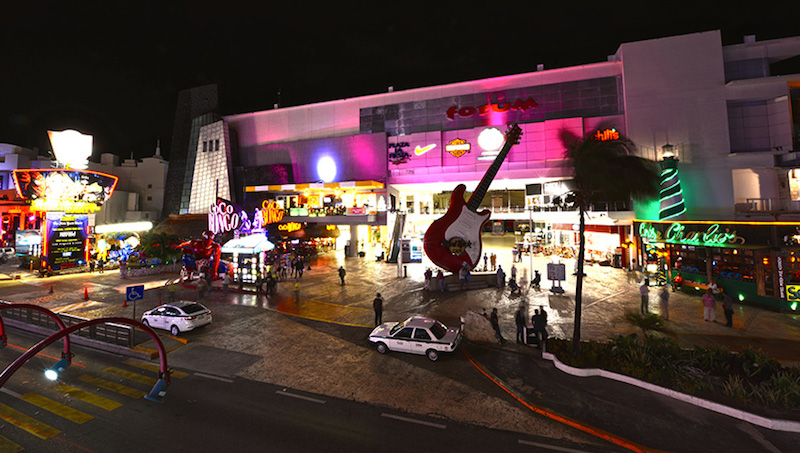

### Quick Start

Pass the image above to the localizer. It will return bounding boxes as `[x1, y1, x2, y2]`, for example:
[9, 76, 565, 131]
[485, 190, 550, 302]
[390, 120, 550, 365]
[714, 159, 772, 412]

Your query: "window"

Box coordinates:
[202, 141, 208, 152]
[430, 322, 447, 339]
[215, 139, 220, 151]
[394, 327, 414, 339]
[147, 196, 152, 201]
[148, 184, 152, 188]
[413, 329, 431, 340]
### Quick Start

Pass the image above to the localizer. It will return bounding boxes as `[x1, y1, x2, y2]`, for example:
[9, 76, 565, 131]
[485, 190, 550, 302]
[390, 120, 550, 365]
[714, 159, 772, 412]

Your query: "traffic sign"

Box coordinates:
[126, 285, 144, 302]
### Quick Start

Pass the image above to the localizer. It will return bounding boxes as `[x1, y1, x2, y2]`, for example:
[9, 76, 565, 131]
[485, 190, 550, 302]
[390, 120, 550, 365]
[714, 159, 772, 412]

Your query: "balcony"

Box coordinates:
[735, 197, 800, 221]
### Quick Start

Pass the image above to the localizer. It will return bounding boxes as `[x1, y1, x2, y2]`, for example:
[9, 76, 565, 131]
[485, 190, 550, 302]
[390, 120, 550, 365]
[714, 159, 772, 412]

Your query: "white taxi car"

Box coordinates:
[141, 301, 212, 336]
[369, 316, 462, 361]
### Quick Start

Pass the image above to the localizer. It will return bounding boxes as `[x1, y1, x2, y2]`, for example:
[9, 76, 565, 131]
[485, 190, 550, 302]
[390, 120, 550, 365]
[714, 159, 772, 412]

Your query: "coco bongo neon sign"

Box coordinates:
[639, 222, 745, 246]
[209, 199, 285, 234]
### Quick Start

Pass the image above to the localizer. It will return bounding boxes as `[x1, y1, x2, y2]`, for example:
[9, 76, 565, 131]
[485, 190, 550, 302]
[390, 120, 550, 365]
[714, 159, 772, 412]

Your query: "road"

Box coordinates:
[0, 329, 619, 453]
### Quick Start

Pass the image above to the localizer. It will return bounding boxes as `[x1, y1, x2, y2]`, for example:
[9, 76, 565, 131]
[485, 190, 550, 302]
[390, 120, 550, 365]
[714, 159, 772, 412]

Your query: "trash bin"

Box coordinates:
[345, 245, 351, 256]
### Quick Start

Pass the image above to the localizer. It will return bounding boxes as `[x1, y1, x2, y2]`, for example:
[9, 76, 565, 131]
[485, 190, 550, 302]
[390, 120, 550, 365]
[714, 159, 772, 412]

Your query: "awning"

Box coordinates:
[245, 180, 384, 193]
[220, 234, 275, 254]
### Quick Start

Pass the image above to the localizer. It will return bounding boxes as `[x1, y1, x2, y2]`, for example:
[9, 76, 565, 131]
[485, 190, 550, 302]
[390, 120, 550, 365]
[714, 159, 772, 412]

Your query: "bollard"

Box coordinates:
[49, 285, 54, 294]
[404, 265, 407, 278]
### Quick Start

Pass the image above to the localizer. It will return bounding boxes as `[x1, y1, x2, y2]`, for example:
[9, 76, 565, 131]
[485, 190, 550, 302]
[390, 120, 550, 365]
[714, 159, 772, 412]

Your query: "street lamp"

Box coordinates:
[47, 129, 93, 170]
[44, 355, 71, 381]
[145, 377, 169, 403]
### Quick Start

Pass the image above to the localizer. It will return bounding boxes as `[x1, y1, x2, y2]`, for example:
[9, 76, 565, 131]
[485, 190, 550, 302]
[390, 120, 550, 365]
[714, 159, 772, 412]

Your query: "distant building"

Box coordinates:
[0, 143, 53, 191]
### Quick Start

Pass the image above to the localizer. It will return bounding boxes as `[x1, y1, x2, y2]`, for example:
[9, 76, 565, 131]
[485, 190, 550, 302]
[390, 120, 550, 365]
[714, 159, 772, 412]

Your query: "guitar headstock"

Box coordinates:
[505, 123, 522, 145]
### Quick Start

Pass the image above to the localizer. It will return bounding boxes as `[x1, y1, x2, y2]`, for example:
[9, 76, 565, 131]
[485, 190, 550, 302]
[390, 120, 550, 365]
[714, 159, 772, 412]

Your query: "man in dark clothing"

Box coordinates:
[722, 289, 734, 327]
[531, 308, 548, 349]
[338, 266, 346, 285]
[490, 308, 505, 344]
[531, 270, 541, 291]
[514, 307, 526, 343]
[373, 293, 384, 326]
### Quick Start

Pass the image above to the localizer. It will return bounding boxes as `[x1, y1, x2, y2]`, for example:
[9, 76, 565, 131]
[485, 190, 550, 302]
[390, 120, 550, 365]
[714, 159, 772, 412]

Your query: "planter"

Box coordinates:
[120, 263, 181, 278]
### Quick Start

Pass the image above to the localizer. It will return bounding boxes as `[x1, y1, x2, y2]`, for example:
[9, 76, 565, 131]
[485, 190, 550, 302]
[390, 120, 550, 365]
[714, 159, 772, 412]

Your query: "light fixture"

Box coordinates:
[48, 129, 93, 169]
[478, 127, 504, 152]
[317, 156, 337, 183]
[661, 144, 675, 159]
[44, 357, 71, 381]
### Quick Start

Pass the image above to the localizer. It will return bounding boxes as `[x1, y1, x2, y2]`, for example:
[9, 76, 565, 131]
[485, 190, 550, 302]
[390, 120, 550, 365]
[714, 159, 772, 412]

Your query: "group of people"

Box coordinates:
[638, 278, 735, 327]
[482, 252, 498, 271]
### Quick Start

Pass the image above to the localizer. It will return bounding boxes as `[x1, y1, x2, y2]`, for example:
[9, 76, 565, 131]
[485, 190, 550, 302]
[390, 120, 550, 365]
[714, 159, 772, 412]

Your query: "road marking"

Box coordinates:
[51, 301, 102, 313]
[381, 413, 446, 429]
[102, 367, 155, 385]
[0, 435, 23, 452]
[7, 344, 87, 368]
[20, 393, 93, 424]
[0, 387, 22, 398]
[122, 359, 188, 378]
[194, 372, 234, 383]
[54, 384, 122, 411]
[0, 402, 61, 439]
[518, 439, 592, 452]
[79, 374, 145, 399]
[276, 390, 326, 404]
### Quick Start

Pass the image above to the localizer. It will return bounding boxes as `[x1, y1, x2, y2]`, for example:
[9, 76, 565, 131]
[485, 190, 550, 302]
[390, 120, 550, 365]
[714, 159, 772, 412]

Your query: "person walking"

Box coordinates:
[197, 278, 207, 300]
[531, 270, 541, 292]
[89, 260, 95, 273]
[721, 288, 734, 327]
[510, 264, 517, 282]
[496, 265, 505, 287]
[514, 306, 526, 344]
[222, 272, 230, 294]
[424, 268, 433, 290]
[490, 253, 496, 271]
[483, 253, 488, 271]
[373, 292, 384, 326]
[437, 269, 445, 293]
[167, 283, 178, 302]
[490, 307, 505, 344]
[338, 266, 346, 285]
[458, 266, 467, 290]
[531, 309, 542, 348]
[658, 286, 670, 320]
[639, 281, 650, 314]
[702, 288, 716, 322]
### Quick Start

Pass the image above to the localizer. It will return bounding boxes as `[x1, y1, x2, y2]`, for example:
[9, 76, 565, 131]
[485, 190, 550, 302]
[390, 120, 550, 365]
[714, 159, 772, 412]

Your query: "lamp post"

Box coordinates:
[47, 129, 93, 169]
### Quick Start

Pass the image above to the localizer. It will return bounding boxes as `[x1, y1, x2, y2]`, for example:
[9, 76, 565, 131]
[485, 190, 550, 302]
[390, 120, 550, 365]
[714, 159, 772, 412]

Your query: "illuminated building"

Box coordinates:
[176, 31, 800, 309]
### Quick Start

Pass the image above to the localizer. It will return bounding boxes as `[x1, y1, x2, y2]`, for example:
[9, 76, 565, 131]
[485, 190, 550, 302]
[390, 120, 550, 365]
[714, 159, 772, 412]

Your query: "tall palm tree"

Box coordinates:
[559, 128, 660, 355]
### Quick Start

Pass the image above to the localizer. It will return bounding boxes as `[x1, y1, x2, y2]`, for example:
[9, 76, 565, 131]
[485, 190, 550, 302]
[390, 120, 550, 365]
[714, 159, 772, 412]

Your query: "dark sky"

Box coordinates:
[1, 1, 797, 162]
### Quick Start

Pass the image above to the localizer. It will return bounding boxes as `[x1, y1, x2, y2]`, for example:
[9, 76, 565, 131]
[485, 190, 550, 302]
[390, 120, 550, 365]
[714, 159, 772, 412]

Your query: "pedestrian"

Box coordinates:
[424, 268, 432, 290]
[483, 253, 488, 271]
[255, 274, 263, 294]
[294, 281, 301, 304]
[510, 264, 517, 281]
[672, 273, 683, 292]
[458, 266, 467, 290]
[373, 292, 384, 325]
[222, 272, 230, 294]
[167, 283, 178, 302]
[496, 265, 505, 287]
[437, 269, 445, 292]
[534, 308, 548, 349]
[639, 281, 649, 314]
[89, 260, 95, 273]
[490, 253, 496, 271]
[508, 277, 520, 294]
[659, 286, 670, 320]
[197, 278, 207, 300]
[514, 306, 526, 344]
[338, 266, 346, 285]
[722, 288, 734, 327]
[531, 270, 541, 292]
[511, 248, 518, 264]
[98, 258, 104, 273]
[490, 307, 505, 344]
[702, 288, 716, 322]
[297, 259, 304, 279]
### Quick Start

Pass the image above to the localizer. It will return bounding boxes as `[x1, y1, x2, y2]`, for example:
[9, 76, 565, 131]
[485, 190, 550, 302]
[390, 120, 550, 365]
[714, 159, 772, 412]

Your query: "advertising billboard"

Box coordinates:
[45, 212, 89, 270]
[12, 169, 119, 214]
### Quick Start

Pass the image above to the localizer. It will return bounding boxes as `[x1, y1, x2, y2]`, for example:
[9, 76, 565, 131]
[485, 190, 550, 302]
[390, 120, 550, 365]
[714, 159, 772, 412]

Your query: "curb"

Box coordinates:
[542, 352, 800, 433]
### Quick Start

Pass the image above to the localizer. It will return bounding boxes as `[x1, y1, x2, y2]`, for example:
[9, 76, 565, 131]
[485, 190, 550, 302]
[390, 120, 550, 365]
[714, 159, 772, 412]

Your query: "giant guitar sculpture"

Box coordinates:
[424, 123, 522, 273]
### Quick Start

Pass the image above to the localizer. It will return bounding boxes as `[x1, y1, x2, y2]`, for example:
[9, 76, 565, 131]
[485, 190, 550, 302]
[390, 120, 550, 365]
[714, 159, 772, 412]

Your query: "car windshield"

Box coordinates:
[429, 321, 447, 340]
[181, 304, 206, 314]
[388, 319, 408, 336]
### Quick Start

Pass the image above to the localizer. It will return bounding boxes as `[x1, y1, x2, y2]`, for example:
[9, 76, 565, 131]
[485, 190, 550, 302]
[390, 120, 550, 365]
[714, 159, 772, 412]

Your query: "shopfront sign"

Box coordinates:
[592, 128, 620, 141]
[446, 97, 538, 120]
[288, 207, 308, 217]
[776, 255, 786, 300]
[388, 142, 411, 165]
[209, 198, 242, 234]
[347, 207, 367, 215]
[261, 201, 285, 224]
[638, 222, 745, 246]
[278, 222, 302, 233]
[445, 139, 471, 157]
[45, 212, 89, 270]
[787, 285, 800, 304]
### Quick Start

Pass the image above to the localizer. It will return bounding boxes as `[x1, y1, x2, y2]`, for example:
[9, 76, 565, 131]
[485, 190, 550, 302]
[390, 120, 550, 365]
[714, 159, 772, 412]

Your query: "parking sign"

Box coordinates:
[126, 285, 144, 302]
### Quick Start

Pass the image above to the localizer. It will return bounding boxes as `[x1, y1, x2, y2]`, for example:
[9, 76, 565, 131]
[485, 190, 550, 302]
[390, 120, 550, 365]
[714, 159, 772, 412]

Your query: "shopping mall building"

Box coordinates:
[171, 30, 800, 310]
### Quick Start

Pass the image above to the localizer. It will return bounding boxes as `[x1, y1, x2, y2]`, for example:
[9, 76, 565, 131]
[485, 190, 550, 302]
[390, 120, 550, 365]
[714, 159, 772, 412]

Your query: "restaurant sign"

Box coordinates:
[638, 222, 746, 246]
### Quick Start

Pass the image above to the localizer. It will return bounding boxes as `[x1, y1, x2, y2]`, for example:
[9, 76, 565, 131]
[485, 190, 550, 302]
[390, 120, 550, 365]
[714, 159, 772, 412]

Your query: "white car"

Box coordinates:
[141, 301, 212, 336]
[369, 316, 462, 361]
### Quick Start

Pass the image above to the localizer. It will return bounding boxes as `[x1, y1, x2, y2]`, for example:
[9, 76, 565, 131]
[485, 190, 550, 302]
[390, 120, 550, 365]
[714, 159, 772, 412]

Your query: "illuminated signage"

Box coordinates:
[777, 255, 786, 299]
[445, 139, 471, 157]
[388, 142, 411, 165]
[261, 201, 285, 224]
[12, 169, 118, 214]
[326, 225, 336, 230]
[446, 97, 538, 120]
[347, 207, 366, 215]
[414, 144, 436, 156]
[209, 199, 242, 234]
[787, 284, 800, 303]
[639, 222, 745, 246]
[48, 129, 92, 169]
[592, 128, 620, 141]
[278, 222, 302, 233]
[45, 212, 89, 270]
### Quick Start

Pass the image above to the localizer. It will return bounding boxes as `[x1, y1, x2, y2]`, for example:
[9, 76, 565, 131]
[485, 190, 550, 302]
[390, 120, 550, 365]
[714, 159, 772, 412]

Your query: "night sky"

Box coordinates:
[1, 1, 797, 162]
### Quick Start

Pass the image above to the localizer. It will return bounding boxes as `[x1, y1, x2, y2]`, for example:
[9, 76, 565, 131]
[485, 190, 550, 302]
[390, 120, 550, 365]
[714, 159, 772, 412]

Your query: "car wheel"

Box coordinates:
[376, 342, 388, 354]
[426, 349, 439, 362]
[142, 319, 149, 327]
[170, 325, 180, 336]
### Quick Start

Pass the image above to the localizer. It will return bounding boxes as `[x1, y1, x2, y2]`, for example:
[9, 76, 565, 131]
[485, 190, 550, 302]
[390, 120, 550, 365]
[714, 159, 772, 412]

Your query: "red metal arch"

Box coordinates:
[0, 303, 71, 358]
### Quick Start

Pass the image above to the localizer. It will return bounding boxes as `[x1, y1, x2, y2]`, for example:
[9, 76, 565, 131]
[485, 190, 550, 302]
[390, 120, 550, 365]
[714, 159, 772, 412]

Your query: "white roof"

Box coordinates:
[220, 234, 274, 254]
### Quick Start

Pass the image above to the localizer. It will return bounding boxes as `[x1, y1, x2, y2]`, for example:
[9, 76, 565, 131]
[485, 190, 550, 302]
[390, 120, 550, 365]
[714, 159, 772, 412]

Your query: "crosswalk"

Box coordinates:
[0, 360, 185, 451]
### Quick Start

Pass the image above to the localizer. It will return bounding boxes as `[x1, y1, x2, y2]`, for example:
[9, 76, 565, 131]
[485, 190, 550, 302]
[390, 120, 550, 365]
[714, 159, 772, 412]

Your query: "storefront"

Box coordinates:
[220, 233, 275, 283]
[635, 220, 800, 311]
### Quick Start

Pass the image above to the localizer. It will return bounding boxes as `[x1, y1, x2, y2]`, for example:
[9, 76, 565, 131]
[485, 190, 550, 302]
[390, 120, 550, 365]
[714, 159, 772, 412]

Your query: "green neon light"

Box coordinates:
[740, 294, 746, 302]
[639, 222, 744, 246]
[791, 302, 798, 310]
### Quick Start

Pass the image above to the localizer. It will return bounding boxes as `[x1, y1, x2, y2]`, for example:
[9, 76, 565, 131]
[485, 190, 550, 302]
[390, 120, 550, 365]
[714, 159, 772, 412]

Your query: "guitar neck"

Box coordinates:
[467, 130, 517, 211]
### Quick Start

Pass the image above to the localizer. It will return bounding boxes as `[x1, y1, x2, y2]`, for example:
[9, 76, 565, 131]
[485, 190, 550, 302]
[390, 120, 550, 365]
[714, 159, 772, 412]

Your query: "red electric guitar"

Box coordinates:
[424, 123, 522, 273]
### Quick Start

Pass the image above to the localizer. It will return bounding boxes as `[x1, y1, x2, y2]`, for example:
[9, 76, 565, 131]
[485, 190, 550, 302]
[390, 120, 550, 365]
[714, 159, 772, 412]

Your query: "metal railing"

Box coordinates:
[739, 198, 800, 212]
[0, 301, 134, 347]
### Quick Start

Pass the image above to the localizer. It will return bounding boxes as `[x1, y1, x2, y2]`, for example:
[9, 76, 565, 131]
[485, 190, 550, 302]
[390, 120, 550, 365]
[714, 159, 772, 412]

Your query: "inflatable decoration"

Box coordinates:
[175, 230, 223, 280]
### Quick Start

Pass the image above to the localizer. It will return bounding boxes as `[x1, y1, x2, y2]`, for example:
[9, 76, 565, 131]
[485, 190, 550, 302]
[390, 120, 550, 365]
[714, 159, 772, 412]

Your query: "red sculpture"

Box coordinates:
[175, 230, 222, 280]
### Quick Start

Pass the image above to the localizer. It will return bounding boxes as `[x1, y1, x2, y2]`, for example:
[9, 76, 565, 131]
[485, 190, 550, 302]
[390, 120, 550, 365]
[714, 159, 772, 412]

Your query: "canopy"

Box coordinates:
[220, 234, 275, 254]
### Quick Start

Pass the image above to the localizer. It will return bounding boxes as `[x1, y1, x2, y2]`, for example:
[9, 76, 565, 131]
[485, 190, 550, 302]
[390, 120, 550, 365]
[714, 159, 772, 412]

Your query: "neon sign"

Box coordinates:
[278, 222, 302, 233]
[639, 222, 745, 246]
[261, 201, 285, 224]
[592, 129, 620, 141]
[414, 144, 436, 156]
[209, 199, 242, 234]
[446, 97, 538, 120]
[445, 139, 471, 157]
[31, 199, 101, 214]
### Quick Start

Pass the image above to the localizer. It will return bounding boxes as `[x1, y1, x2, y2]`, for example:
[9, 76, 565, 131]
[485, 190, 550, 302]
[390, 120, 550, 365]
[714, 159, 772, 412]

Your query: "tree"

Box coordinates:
[136, 231, 180, 264]
[559, 128, 659, 355]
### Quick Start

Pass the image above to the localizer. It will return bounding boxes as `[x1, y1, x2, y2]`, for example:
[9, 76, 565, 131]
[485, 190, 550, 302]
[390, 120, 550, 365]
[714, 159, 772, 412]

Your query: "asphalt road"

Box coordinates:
[0, 330, 621, 453]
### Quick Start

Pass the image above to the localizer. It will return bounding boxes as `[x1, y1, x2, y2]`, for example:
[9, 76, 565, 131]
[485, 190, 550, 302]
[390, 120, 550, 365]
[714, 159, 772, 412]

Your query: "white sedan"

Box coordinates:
[369, 316, 462, 361]
[141, 301, 212, 336]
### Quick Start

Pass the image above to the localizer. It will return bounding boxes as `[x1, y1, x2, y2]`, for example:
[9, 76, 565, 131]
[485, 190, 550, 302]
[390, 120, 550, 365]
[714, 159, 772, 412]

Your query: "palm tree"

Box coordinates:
[559, 128, 659, 355]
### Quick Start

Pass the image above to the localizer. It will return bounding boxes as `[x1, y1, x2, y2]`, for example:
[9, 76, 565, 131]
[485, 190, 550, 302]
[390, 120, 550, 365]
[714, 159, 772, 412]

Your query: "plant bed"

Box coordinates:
[548, 336, 800, 421]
